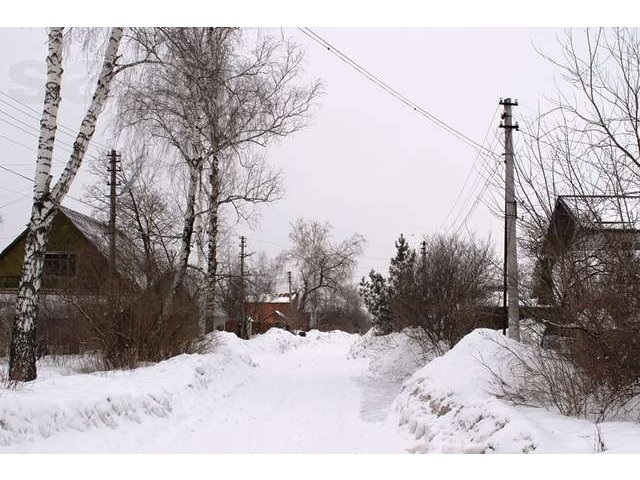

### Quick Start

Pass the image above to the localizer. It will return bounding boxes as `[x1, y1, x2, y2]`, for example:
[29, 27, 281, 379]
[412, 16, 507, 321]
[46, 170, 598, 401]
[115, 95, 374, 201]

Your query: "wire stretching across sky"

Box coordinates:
[0, 164, 100, 212]
[298, 28, 501, 160]
[440, 105, 501, 232]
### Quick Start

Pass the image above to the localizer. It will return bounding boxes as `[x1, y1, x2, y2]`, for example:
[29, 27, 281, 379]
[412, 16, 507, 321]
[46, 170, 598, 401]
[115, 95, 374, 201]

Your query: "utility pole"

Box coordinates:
[420, 240, 426, 262]
[107, 149, 121, 276]
[107, 150, 121, 324]
[239, 235, 248, 339]
[499, 98, 520, 342]
[287, 270, 294, 329]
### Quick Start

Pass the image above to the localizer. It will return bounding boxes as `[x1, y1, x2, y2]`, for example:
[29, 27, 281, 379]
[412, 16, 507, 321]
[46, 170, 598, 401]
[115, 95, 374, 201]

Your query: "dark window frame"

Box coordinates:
[44, 251, 77, 277]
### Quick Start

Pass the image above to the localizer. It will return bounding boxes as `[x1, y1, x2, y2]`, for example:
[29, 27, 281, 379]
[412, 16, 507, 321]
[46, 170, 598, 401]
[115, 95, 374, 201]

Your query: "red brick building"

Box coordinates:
[244, 293, 310, 335]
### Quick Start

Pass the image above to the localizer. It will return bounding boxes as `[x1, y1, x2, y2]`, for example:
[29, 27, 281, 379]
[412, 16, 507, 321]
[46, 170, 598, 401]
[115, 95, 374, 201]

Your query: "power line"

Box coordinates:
[0, 90, 112, 152]
[298, 28, 501, 160]
[0, 163, 101, 212]
[440, 105, 500, 231]
[453, 159, 502, 236]
[0, 107, 104, 165]
[447, 134, 502, 234]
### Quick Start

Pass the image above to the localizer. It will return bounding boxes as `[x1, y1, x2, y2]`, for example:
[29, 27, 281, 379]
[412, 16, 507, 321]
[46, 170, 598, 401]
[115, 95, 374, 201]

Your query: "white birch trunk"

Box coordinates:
[9, 27, 123, 382]
[157, 157, 202, 329]
[203, 154, 220, 334]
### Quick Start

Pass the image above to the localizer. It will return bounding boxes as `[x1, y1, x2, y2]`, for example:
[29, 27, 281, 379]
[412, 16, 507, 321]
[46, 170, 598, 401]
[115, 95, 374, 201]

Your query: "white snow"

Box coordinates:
[2, 326, 640, 453]
[393, 329, 640, 453]
[0, 329, 414, 453]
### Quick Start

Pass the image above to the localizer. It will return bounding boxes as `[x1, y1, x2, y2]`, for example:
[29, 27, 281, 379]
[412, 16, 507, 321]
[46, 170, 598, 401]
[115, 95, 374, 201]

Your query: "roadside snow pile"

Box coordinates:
[393, 328, 640, 453]
[227, 328, 306, 356]
[0, 328, 359, 449]
[349, 329, 427, 382]
[0, 333, 254, 447]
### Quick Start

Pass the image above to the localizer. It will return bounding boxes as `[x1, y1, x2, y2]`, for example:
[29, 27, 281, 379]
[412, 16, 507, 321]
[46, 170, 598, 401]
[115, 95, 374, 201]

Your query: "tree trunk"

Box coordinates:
[157, 158, 202, 328]
[9, 207, 56, 381]
[204, 154, 220, 334]
[9, 27, 123, 382]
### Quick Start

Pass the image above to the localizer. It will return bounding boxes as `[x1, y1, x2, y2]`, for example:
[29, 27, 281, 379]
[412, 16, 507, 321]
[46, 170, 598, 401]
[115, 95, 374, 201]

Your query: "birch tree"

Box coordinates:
[9, 28, 125, 381]
[119, 28, 320, 334]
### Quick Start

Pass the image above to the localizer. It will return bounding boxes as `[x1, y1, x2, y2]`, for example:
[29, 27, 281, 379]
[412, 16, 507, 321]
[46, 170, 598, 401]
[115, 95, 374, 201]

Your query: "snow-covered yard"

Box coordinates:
[2, 327, 640, 453]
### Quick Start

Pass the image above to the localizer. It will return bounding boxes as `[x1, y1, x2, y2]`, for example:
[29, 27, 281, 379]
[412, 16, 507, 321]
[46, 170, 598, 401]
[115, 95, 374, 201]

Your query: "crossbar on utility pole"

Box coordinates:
[499, 98, 520, 342]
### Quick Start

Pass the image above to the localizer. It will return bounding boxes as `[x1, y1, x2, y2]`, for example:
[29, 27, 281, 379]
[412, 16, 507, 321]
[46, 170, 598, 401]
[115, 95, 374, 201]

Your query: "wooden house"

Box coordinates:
[533, 195, 640, 305]
[0, 206, 147, 353]
[0, 206, 145, 292]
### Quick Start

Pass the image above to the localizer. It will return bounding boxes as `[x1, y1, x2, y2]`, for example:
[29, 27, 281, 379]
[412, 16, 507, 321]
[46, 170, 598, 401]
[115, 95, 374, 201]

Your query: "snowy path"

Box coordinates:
[2, 332, 414, 453]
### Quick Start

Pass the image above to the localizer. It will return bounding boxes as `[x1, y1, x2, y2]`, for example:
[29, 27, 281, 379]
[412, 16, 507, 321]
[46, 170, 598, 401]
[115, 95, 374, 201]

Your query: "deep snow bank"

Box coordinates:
[0, 339, 256, 447]
[0, 328, 353, 449]
[392, 329, 640, 453]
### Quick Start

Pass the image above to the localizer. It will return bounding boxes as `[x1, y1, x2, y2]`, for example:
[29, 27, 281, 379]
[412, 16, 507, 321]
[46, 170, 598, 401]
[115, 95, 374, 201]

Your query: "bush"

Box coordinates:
[483, 337, 640, 422]
[50, 252, 203, 370]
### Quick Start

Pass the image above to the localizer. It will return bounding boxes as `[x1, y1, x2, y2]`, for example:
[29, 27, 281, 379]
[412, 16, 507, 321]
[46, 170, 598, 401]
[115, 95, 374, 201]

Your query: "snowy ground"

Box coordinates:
[393, 329, 640, 453]
[2, 327, 640, 453]
[0, 329, 415, 453]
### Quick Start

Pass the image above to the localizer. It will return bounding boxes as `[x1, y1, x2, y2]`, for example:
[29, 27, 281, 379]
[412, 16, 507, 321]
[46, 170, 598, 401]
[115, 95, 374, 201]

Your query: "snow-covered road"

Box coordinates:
[1, 331, 414, 453]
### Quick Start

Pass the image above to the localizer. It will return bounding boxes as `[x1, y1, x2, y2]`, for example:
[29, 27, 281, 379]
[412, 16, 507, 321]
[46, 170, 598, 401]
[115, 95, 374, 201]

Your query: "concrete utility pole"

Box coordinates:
[287, 270, 293, 329]
[499, 98, 520, 342]
[239, 235, 248, 339]
[107, 149, 121, 276]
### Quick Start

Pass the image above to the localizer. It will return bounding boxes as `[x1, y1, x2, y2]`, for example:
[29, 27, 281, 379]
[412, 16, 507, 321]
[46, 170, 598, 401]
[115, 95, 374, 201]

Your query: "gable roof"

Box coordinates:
[60, 206, 147, 286]
[557, 195, 640, 231]
[0, 205, 145, 287]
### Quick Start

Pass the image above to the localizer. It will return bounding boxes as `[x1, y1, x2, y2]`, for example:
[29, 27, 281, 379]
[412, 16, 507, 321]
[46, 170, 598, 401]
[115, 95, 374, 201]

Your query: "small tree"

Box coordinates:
[388, 234, 420, 329]
[414, 234, 496, 352]
[359, 270, 392, 335]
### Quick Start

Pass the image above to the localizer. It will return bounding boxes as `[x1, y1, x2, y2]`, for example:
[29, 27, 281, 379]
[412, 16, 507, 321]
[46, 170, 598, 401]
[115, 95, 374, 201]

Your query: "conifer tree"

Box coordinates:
[359, 270, 392, 335]
[388, 234, 418, 328]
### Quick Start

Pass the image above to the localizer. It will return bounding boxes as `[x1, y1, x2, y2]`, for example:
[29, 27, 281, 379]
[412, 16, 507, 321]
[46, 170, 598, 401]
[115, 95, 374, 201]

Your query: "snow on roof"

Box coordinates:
[59, 206, 111, 257]
[559, 195, 640, 230]
[59, 206, 145, 286]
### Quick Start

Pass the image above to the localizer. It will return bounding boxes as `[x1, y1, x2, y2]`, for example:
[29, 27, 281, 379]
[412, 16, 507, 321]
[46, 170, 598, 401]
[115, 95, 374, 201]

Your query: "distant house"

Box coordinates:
[241, 293, 310, 335]
[533, 195, 640, 305]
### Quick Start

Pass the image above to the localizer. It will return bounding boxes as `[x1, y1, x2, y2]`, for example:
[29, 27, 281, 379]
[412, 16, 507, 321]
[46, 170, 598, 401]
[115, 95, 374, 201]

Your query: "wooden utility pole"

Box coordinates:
[499, 98, 520, 341]
[239, 235, 248, 339]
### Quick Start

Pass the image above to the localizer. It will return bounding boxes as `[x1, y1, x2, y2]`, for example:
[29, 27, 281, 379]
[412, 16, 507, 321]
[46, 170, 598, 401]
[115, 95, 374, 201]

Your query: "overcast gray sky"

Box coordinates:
[0, 28, 564, 284]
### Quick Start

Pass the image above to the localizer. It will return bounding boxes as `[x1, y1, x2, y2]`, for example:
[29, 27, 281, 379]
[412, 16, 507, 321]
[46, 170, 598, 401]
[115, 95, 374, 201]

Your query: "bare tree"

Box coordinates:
[9, 28, 132, 382]
[117, 28, 320, 335]
[283, 219, 365, 329]
[85, 142, 180, 288]
[412, 233, 496, 353]
[541, 28, 640, 179]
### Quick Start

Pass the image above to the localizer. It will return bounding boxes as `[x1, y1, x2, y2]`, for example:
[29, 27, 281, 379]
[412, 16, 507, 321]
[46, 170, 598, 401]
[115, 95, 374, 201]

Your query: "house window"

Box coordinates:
[44, 252, 77, 276]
